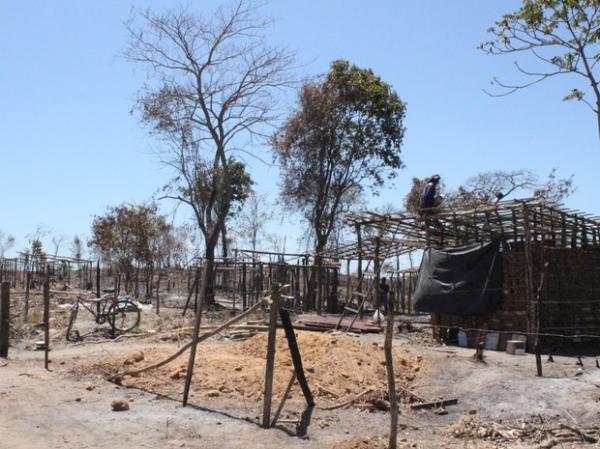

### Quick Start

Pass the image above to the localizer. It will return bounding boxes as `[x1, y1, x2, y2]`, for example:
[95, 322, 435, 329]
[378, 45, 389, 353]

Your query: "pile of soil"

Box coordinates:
[72, 331, 423, 410]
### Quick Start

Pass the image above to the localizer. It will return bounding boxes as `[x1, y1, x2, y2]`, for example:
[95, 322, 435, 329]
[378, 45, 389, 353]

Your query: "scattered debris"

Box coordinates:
[410, 398, 458, 410]
[449, 416, 599, 448]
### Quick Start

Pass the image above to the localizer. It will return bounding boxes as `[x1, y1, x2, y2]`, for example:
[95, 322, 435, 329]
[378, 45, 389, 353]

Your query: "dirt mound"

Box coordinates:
[72, 331, 422, 410]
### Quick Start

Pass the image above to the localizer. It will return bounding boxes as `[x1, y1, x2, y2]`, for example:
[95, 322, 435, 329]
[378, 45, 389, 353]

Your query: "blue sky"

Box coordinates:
[0, 1, 597, 257]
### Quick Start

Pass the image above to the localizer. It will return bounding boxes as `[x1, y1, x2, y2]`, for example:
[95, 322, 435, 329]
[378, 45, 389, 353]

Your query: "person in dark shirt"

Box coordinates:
[379, 277, 390, 313]
[419, 174, 441, 210]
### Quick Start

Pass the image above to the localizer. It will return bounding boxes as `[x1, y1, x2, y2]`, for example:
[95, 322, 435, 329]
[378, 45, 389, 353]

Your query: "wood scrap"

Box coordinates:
[318, 387, 376, 410]
[411, 398, 458, 410]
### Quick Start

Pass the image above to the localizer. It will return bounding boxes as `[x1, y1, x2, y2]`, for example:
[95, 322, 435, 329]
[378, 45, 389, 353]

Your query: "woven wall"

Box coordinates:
[438, 242, 600, 351]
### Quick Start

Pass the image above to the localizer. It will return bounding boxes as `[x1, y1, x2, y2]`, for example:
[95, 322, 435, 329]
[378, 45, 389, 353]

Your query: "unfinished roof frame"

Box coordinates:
[330, 198, 600, 260]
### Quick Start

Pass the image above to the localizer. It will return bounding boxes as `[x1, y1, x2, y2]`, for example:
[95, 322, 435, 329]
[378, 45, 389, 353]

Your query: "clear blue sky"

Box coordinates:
[1, 1, 597, 257]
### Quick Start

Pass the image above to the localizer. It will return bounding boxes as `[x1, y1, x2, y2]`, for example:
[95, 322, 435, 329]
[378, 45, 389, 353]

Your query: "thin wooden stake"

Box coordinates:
[0, 281, 10, 358]
[182, 264, 208, 407]
[385, 301, 398, 449]
[43, 277, 50, 370]
[262, 285, 280, 428]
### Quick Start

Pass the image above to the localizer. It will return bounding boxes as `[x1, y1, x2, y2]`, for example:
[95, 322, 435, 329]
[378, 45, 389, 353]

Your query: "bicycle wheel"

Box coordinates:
[66, 301, 80, 342]
[107, 300, 140, 333]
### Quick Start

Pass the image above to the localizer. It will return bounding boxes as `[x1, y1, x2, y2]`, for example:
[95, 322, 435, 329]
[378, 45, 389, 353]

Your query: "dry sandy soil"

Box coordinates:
[2, 296, 600, 449]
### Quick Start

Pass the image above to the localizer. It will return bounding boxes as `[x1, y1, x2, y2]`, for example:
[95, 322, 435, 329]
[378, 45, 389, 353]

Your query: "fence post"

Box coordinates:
[262, 284, 280, 428]
[0, 281, 10, 358]
[43, 277, 50, 369]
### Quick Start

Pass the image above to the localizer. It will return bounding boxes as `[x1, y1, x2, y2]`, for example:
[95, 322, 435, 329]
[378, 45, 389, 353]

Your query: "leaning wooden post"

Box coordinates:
[385, 299, 398, 449]
[182, 264, 208, 407]
[0, 281, 10, 358]
[262, 282, 280, 428]
[43, 275, 50, 370]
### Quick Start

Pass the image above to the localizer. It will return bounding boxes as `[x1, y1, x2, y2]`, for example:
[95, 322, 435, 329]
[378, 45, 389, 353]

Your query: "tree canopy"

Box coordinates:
[88, 203, 171, 274]
[481, 0, 600, 138]
[273, 59, 406, 254]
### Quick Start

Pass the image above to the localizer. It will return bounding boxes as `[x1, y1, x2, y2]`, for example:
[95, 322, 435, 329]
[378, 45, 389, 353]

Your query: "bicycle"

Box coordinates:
[66, 292, 141, 342]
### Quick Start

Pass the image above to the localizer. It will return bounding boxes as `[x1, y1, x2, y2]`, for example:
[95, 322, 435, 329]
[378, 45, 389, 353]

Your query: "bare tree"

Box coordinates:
[126, 0, 294, 303]
[450, 169, 575, 207]
[235, 190, 272, 252]
[405, 169, 575, 213]
[0, 231, 15, 259]
[70, 235, 85, 261]
[125, 1, 295, 405]
[51, 234, 67, 258]
[454, 169, 539, 207]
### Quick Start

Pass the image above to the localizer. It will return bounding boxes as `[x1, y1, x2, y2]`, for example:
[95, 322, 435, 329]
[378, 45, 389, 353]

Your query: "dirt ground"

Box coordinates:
[2, 292, 600, 449]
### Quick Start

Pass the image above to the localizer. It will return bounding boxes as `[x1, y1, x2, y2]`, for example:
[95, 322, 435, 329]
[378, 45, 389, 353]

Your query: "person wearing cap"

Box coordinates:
[419, 174, 442, 209]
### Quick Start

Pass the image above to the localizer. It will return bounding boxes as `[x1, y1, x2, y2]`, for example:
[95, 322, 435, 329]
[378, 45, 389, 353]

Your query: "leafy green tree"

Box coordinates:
[481, 0, 600, 138]
[31, 239, 43, 255]
[272, 59, 406, 311]
[220, 159, 253, 259]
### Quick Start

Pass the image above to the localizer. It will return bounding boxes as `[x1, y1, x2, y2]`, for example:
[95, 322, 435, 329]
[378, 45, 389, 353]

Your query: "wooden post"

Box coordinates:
[356, 224, 363, 318]
[262, 284, 280, 428]
[330, 264, 339, 313]
[279, 309, 314, 406]
[24, 271, 31, 320]
[0, 281, 10, 358]
[182, 264, 208, 407]
[522, 204, 536, 354]
[385, 300, 398, 449]
[374, 237, 381, 308]
[96, 260, 101, 298]
[242, 262, 247, 311]
[345, 259, 351, 305]
[43, 275, 50, 370]
[155, 272, 161, 316]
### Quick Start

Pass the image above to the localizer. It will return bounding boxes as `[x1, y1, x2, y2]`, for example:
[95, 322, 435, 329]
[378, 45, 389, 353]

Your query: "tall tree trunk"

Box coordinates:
[221, 225, 228, 260]
[221, 225, 229, 296]
[308, 239, 327, 313]
[205, 244, 216, 305]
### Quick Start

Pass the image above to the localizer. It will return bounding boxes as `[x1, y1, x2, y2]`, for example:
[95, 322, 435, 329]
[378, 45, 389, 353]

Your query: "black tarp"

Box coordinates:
[413, 240, 502, 316]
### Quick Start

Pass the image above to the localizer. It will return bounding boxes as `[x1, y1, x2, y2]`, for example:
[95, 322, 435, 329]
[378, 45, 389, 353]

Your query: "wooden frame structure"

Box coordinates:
[337, 198, 600, 350]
